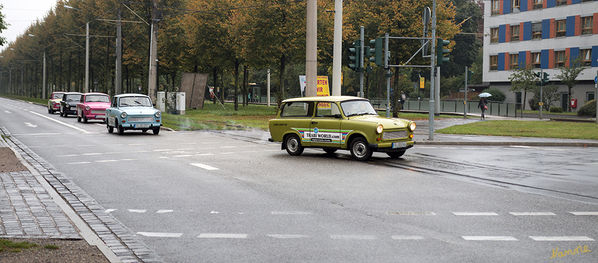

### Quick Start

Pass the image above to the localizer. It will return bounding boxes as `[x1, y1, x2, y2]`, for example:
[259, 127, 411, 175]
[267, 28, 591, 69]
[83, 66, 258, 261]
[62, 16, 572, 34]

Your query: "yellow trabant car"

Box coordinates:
[268, 96, 416, 161]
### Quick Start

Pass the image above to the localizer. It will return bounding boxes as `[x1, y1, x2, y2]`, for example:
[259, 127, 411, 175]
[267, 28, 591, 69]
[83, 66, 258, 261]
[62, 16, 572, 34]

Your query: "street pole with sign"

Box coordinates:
[464, 66, 468, 118]
[595, 71, 597, 124]
[540, 68, 543, 120]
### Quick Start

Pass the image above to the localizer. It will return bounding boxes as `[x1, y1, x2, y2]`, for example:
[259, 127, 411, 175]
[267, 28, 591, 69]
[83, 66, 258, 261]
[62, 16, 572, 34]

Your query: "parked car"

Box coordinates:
[105, 94, 162, 135]
[76, 93, 110, 123]
[60, 92, 83, 117]
[268, 96, 416, 161]
[47, 91, 65, 114]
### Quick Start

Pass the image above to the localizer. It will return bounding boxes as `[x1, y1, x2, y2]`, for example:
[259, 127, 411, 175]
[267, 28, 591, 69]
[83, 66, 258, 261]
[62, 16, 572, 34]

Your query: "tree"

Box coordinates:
[509, 67, 538, 111]
[0, 4, 8, 46]
[556, 59, 585, 112]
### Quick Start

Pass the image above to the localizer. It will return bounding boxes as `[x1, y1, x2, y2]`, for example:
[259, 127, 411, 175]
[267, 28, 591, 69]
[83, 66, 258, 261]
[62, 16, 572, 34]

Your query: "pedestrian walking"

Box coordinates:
[478, 97, 488, 120]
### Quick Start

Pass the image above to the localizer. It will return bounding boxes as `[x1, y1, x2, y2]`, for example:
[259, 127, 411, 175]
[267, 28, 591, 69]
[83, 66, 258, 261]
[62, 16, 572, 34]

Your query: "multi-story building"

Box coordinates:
[483, 0, 598, 111]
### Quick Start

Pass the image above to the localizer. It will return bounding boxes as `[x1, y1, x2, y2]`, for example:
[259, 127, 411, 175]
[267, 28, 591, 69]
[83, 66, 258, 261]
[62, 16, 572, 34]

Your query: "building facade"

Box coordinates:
[483, 0, 598, 111]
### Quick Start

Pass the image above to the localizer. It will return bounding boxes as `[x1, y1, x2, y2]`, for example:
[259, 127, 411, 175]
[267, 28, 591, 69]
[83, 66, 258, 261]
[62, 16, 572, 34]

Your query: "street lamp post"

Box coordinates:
[65, 5, 90, 93]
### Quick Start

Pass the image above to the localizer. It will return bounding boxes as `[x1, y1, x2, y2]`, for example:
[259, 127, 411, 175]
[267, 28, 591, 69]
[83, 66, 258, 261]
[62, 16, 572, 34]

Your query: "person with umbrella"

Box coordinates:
[478, 92, 491, 120]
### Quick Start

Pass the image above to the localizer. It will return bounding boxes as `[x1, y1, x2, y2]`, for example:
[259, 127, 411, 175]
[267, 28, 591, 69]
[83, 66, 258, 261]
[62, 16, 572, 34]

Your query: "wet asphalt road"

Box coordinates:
[1, 97, 597, 263]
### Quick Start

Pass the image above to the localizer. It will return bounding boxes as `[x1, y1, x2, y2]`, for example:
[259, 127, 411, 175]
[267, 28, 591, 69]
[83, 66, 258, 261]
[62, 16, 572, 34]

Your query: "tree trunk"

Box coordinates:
[213, 67, 218, 104]
[234, 59, 239, 111]
[278, 54, 286, 106]
[242, 65, 248, 106]
[567, 86, 572, 112]
[523, 91, 527, 111]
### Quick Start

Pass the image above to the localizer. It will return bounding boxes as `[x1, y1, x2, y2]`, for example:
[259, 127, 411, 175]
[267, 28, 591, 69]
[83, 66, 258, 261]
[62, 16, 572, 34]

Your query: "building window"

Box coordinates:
[491, 0, 500, 15]
[581, 16, 593, 35]
[512, 0, 520, 12]
[556, 20, 566, 37]
[587, 92, 595, 102]
[511, 25, 520, 41]
[534, 0, 543, 8]
[581, 49, 592, 66]
[510, 54, 519, 69]
[555, 50, 566, 67]
[491, 28, 499, 43]
[531, 52, 541, 68]
[490, 55, 498, 70]
[532, 23, 542, 40]
[556, 0, 567, 6]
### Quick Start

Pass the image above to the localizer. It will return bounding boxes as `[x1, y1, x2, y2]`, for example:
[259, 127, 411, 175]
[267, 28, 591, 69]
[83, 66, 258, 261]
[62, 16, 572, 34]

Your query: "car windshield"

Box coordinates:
[119, 96, 152, 107]
[340, 100, 377, 117]
[65, 94, 82, 102]
[52, 93, 64, 99]
[85, 95, 109, 103]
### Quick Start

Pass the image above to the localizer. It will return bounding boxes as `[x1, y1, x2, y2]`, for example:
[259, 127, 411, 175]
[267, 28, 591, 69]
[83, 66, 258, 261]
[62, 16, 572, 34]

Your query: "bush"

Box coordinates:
[485, 88, 506, 102]
[577, 99, 596, 117]
[528, 97, 539, 111]
[549, 107, 563, 113]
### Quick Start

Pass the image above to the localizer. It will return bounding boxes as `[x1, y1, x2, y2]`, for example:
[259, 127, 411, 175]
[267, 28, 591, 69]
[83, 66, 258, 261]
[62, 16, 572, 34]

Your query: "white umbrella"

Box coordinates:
[478, 92, 492, 98]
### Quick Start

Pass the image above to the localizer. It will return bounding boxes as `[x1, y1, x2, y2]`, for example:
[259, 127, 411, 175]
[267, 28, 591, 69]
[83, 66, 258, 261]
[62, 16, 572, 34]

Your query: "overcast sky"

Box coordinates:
[1, 0, 57, 52]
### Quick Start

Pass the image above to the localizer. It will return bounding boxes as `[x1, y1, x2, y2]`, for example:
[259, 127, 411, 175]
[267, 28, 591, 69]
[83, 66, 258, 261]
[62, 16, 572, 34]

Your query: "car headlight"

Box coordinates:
[408, 122, 416, 131]
[154, 111, 161, 118]
[120, 112, 127, 119]
[85, 106, 90, 111]
[376, 124, 384, 134]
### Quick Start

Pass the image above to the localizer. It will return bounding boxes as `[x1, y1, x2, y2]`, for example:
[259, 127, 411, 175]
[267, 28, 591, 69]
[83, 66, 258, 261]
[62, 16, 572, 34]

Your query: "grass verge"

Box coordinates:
[437, 120, 598, 140]
[0, 239, 38, 253]
[0, 94, 46, 106]
[162, 102, 277, 130]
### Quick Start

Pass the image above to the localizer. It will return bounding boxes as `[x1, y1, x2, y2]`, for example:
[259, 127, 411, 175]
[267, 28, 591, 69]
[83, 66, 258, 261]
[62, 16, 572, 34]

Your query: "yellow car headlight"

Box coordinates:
[376, 124, 384, 134]
[408, 122, 416, 132]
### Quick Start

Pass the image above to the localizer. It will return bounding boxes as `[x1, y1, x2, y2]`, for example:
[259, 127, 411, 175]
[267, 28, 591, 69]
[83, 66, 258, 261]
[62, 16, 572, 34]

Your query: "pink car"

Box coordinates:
[76, 93, 111, 123]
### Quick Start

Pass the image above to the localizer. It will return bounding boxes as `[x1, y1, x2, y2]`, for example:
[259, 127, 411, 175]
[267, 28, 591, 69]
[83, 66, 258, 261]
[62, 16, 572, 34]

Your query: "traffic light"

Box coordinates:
[541, 72, 549, 85]
[368, 38, 384, 67]
[348, 40, 361, 71]
[534, 72, 550, 85]
[436, 38, 450, 66]
[467, 69, 474, 82]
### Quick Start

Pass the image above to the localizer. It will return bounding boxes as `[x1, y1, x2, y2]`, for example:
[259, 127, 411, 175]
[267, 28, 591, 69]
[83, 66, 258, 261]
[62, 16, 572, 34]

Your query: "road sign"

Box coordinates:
[538, 102, 544, 106]
[594, 76, 597, 84]
[419, 76, 425, 89]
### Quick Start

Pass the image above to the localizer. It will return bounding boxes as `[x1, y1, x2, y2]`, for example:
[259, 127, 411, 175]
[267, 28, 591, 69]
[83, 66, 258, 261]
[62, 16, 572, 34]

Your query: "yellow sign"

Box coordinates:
[538, 102, 544, 106]
[316, 76, 330, 97]
[419, 77, 425, 89]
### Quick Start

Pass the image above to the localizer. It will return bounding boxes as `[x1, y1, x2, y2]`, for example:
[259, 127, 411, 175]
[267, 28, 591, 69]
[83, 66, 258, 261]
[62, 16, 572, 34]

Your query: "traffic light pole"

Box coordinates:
[385, 33, 391, 118]
[428, 0, 437, 141]
[464, 66, 468, 118]
[359, 26, 365, 98]
[595, 70, 598, 124]
[540, 68, 543, 120]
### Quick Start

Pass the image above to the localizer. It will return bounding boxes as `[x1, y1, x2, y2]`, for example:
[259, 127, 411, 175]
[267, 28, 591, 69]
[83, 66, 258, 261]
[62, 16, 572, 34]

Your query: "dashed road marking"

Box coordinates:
[391, 235, 425, 240]
[196, 153, 214, 156]
[4, 110, 11, 113]
[128, 209, 147, 213]
[66, 161, 91, 165]
[509, 212, 556, 216]
[82, 153, 102, 156]
[28, 110, 91, 134]
[153, 149, 173, 152]
[569, 212, 598, 216]
[210, 211, 220, 214]
[104, 209, 117, 213]
[24, 122, 38, 128]
[96, 159, 118, 163]
[529, 236, 594, 241]
[462, 236, 518, 241]
[330, 235, 377, 240]
[220, 146, 236, 149]
[190, 163, 219, 171]
[59, 154, 79, 157]
[137, 232, 183, 238]
[156, 210, 174, 214]
[452, 212, 499, 216]
[389, 211, 436, 216]
[267, 234, 309, 239]
[174, 155, 193, 158]
[198, 233, 248, 239]
[271, 211, 313, 215]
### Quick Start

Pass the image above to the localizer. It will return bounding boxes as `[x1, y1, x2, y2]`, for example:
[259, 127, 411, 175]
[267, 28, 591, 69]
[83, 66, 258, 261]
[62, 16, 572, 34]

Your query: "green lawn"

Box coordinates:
[437, 120, 598, 140]
[522, 109, 578, 116]
[162, 103, 278, 130]
[0, 239, 38, 253]
[0, 95, 46, 106]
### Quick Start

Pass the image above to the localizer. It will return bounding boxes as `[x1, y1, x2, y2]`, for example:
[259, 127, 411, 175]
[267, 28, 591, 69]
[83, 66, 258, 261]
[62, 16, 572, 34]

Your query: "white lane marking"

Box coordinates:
[196, 153, 214, 156]
[137, 232, 183, 238]
[220, 152, 235, 155]
[96, 160, 118, 163]
[128, 143, 144, 146]
[509, 212, 556, 216]
[82, 153, 102, 156]
[529, 236, 595, 241]
[28, 110, 91, 134]
[510, 146, 533, 149]
[59, 154, 80, 157]
[134, 150, 150, 153]
[570, 212, 598, 216]
[452, 212, 499, 216]
[271, 211, 313, 215]
[190, 163, 219, 171]
[391, 235, 425, 240]
[104, 209, 117, 213]
[159, 156, 169, 159]
[330, 235, 377, 240]
[210, 211, 220, 214]
[66, 161, 91, 165]
[4, 110, 11, 113]
[156, 210, 173, 214]
[24, 122, 38, 128]
[153, 149, 173, 152]
[197, 233, 247, 239]
[11, 132, 62, 136]
[462, 236, 518, 241]
[174, 155, 193, 158]
[128, 209, 147, 213]
[267, 234, 309, 239]
[220, 146, 236, 149]
[389, 211, 437, 216]
[119, 159, 136, 161]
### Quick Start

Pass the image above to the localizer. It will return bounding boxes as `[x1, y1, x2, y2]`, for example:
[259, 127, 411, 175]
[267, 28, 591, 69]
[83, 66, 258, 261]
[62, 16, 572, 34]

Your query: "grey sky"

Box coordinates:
[1, 0, 57, 51]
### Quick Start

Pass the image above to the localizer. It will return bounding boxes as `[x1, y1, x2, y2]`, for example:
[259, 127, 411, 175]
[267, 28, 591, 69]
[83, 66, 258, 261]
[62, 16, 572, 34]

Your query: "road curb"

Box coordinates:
[416, 140, 598, 147]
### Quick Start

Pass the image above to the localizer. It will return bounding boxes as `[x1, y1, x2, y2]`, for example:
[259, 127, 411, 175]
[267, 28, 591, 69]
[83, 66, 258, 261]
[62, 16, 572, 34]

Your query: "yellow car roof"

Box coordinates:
[282, 96, 367, 103]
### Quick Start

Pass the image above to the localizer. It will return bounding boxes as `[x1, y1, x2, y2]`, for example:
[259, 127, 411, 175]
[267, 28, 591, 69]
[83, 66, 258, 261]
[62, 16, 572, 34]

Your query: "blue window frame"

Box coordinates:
[498, 53, 505, 70]
[541, 50, 549, 69]
[547, 0, 556, 7]
[499, 25, 506, 43]
[504, 0, 512, 14]
[592, 46, 598, 67]
[523, 22, 532, 41]
[542, 19, 551, 39]
[566, 16, 575, 37]
[519, 51, 527, 68]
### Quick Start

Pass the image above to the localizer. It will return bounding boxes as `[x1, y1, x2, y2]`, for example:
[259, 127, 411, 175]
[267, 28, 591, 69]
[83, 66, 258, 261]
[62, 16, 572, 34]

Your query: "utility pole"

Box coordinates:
[115, 7, 123, 95]
[435, 66, 440, 114]
[148, 0, 158, 102]
[595, 70, 597, 124]
[85, 22, 90, 93]
[429, 0, 437, 140]
[539, 68, 543, 120]
[464, 66, 468, 118]
[385, 33, 391, 118]
[267, 69, 271, 107]
[305, 0, 317, 97]
[42, 51, 47, 99]
[331, 0, 342, 96]
[359, 26, 364, 97]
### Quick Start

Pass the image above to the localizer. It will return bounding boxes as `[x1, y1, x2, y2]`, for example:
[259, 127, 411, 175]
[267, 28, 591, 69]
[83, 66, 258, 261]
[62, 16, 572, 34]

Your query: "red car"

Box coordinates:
[76, 93, 111, 123]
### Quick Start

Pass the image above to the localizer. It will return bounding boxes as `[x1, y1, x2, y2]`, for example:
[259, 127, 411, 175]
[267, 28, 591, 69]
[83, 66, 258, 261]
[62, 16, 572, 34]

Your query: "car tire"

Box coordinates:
[152, 127, 160, 135]
[285, 134, 304, 156]
[48, 108, 51, 114]
[77, 115, 81, 122]
[118, 125, 125, 135]
[387, 150, 406, 159]
[59, 110, 64, 117]
[107, 124, 113, 134]
[350, 137, 372, 161]
[83, 115, 88, 123]
[323, 148, 337, 155]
